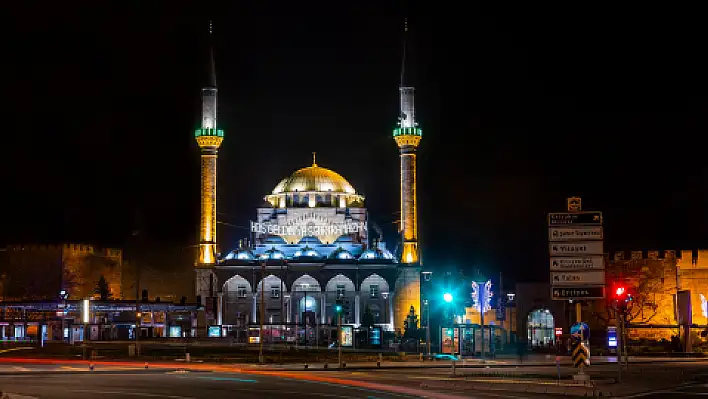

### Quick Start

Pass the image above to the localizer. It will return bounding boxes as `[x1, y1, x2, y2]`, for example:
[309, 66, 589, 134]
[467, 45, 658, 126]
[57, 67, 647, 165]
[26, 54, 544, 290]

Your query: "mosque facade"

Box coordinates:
[194, 23, 423, 340]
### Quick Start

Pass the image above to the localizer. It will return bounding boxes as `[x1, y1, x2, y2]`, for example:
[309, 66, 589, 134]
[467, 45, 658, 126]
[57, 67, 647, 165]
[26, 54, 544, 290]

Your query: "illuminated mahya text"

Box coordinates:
[251, 221, 367, 237]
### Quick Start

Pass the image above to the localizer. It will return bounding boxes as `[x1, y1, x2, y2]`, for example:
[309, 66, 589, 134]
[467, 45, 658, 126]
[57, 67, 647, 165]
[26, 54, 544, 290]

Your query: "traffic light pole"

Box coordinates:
[575, 301, 582, 324]
[616, 311, 623, 382]
[259, 260, 265, 364]
[338, 311, 342, 368]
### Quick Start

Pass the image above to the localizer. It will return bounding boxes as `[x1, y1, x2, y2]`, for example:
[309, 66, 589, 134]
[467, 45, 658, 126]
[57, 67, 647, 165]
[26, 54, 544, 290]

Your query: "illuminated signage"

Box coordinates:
[251, 221, 367, 237]
[555, 327, 563, 336]
[340, 326, 353, 347]
[607, 326, 617, 348]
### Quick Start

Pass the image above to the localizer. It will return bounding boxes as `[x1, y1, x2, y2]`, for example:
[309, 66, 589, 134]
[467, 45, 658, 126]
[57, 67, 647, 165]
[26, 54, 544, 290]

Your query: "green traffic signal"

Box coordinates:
[335, 304, 343, 313]
[443, 293, 453, 303]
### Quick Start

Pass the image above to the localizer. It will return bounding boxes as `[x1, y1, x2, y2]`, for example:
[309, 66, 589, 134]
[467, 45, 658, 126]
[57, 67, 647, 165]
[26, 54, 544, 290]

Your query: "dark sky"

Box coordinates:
[4, 3, 708, 285]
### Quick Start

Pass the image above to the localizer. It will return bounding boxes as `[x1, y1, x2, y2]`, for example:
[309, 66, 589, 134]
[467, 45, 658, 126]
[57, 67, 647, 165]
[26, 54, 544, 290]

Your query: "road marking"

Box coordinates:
[71, 390, 195, 399]
[196, 376, 257, 383]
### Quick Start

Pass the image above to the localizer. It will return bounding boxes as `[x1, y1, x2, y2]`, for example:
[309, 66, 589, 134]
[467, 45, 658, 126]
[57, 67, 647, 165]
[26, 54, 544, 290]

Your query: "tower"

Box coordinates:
[195, 21, 223, 267]
[393, 18, 421, 332]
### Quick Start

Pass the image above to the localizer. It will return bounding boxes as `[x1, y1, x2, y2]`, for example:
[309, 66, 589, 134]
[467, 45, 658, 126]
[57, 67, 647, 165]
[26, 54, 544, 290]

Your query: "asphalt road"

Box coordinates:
[0, 367, 567, 399]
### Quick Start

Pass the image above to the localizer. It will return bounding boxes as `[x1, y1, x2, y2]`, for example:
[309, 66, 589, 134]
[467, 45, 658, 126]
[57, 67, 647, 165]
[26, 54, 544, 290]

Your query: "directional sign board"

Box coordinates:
[549, 241, 604, 256]
[550, 256, 604, 270]
[551, 270, 605, 285]
[552, 286, 605, 300]
[549, 199, 605, 301]
[549, 226, 603, 241]
[548, 211, 603, 226]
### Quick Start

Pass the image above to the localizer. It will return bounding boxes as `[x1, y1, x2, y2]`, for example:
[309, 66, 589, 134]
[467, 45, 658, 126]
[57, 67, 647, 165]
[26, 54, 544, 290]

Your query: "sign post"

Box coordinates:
[549, 198, 605, 316]
[570, 322, 590, 381]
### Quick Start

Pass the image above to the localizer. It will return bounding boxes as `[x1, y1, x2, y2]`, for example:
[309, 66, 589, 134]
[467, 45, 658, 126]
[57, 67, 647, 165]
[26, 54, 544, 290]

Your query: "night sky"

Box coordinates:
[4, 4, 708, 285]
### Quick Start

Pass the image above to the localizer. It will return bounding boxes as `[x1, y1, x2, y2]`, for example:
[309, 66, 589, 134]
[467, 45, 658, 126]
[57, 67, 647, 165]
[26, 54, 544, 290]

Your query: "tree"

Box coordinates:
[361, 304, 375, 330]
[94, 275, 111, 300]
[403, 305, 419, 339]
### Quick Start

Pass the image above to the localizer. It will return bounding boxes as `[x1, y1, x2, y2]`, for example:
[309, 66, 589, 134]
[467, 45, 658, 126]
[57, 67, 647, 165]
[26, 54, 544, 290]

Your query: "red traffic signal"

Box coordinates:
[615, 286, 625, 297]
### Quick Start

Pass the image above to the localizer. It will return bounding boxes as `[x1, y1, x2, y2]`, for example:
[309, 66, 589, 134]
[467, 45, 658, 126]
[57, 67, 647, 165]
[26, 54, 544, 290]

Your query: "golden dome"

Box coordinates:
[272, 164, 356, 195]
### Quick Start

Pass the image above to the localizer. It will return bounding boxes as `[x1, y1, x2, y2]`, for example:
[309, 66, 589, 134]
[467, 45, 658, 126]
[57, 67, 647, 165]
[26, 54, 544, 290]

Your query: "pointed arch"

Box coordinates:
[325, 274, 356, 293]
[291, 274, 321, 292]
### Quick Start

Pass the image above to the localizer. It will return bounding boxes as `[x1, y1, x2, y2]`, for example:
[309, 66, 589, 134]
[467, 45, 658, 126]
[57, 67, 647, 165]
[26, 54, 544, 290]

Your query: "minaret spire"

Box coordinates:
[208, 20, 217, 87]
[312, 151, 317, 167]
[400, 18, 408, 88]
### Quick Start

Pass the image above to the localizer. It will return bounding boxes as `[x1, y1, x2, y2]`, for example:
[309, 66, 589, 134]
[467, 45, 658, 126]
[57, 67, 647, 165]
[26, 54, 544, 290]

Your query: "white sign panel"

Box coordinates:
[551, 271, 605, 285]
[549, 241, 604, 256]
[550, 256, 605, 271]
[548, 226, 603, 241]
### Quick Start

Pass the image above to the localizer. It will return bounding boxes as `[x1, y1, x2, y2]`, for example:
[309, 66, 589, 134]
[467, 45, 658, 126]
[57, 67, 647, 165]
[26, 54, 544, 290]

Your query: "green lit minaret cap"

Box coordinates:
[195, 20, 224, 141]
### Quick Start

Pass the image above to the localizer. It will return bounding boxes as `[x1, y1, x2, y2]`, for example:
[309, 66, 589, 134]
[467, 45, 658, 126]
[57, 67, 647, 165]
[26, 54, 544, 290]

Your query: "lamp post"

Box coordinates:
[259, 259, 265, 364]
[335, 303, 343, 368]
[424, 299, 430, 357]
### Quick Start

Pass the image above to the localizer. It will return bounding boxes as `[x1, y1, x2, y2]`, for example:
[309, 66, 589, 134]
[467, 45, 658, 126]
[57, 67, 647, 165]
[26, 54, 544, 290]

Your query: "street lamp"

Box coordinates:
[335, 302, 343, 368]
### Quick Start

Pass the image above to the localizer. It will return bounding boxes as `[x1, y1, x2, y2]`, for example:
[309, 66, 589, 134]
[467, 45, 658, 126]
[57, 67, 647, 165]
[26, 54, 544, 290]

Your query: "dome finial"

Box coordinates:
[312, 151, 317, 167]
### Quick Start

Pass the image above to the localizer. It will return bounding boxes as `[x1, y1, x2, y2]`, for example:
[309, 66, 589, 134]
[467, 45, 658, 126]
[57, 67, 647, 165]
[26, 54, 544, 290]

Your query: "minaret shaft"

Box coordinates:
[399, 149, 418, 263]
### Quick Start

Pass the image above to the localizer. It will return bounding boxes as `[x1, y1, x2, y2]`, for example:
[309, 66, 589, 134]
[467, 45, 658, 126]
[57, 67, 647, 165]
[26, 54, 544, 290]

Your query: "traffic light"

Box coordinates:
[334, 299, 343, 313]
[443, 293, 453, 303]
[613, 285, 633, 311]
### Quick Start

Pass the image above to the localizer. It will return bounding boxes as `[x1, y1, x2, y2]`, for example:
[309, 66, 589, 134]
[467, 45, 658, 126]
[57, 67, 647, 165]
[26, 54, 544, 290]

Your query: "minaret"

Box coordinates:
[394, 18, 421, 265]
[393, 18, 422, 332]
[195, 20, 223, 266]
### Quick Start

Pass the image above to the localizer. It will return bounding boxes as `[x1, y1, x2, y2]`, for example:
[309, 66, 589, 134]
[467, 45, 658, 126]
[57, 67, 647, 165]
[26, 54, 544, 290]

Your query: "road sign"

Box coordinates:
[550, 256, 604, 270]
[571, 341, 590, 368]
[570, 322, 590, 341]
[549, 226, 603, 241]
[548, 211, 603, 226]
[552, 286, 605, 300]
[549, 241, 604, 256]
[551, 270, 605, 285]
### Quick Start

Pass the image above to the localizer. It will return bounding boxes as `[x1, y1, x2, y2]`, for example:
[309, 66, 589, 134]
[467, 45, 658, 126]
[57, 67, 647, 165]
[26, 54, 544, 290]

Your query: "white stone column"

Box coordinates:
[252, 295, 257, 323]
[320, 294, 326, 324]
[355, 293, 361, 327]
[388, 294, 394, 331]
[216, 293, 223, 326]
[285, 297, 290, 323]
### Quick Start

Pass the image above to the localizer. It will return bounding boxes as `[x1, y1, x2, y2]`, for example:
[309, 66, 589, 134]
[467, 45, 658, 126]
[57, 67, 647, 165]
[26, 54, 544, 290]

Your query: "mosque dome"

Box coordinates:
[224, 249, 255, 261]
[272, 161, 356, 195]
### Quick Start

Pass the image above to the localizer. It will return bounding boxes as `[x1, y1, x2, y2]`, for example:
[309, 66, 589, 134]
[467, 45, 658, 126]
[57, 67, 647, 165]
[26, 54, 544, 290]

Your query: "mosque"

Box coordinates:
[193, 22, 422, 341]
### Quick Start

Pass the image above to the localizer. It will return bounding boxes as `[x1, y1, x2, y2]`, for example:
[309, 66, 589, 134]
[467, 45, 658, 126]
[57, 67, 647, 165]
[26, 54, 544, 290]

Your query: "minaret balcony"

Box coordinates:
[195, 128, 225, 138]
[392, 126, 422, 138]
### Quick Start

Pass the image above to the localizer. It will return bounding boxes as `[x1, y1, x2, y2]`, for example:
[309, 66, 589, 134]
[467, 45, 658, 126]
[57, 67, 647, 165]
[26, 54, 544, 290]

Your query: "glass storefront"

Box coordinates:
[527, 309, 555, 348]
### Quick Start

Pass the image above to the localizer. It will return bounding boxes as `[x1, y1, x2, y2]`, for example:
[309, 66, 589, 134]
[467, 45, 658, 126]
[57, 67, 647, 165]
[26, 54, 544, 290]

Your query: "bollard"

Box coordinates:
[145, 362, 149, 369]
[323, 363, 328, 369]
[304, 364, 308, 369]
[377, 361, 380, 367]
[342, 363, 346, 368]
[89, 363, 95, 371]
[419, 353, 423, 361]
[185, 352, 191, 362]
